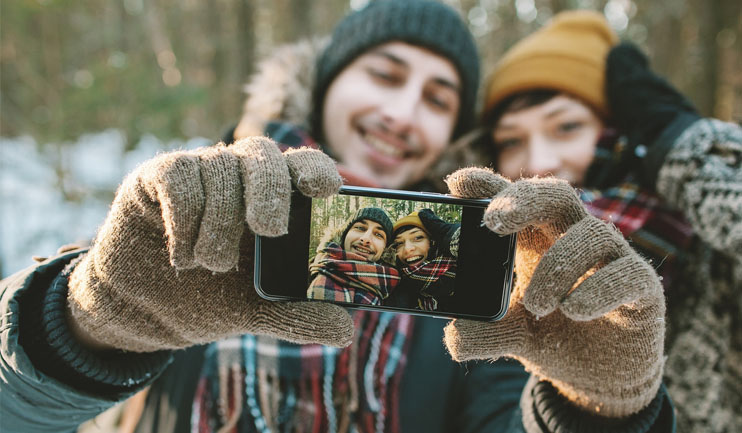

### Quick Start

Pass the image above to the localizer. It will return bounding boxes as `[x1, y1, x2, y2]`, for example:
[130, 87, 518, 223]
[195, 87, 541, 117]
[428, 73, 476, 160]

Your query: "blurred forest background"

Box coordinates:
[309, 195, 461, 255]
[1, 0, 741, 276]
[2, 0, 740, 145]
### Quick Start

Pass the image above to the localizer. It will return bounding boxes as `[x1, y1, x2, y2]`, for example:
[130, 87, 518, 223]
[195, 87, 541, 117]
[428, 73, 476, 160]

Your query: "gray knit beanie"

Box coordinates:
[341, 207, 394, 246]
[312, 0, 480, 141]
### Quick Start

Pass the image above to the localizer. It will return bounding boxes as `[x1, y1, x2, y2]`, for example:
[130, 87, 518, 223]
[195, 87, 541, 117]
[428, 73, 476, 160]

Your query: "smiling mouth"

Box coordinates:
[364, 133, 405, 159]
[404, 255, 424, 264]
[352, 245, 375, 257]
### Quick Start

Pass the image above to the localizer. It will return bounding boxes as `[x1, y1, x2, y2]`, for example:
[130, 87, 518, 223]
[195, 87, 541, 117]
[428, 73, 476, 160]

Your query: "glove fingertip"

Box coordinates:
[445, 167, 509, 199]
[522, 289, 558, 319]
[284, 148, 342, 198]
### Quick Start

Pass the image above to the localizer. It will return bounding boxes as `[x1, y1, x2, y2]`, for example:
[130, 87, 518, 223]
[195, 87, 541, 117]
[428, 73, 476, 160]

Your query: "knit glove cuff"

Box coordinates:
[29, 252, 171, 395]
[520, 376, 669, 433]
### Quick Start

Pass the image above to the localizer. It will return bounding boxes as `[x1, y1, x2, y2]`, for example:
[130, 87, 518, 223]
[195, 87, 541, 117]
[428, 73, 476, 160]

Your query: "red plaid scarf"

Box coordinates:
[400, 256, 457, 310]
[308, 243, 401, 305]
[581, 182, 694, 289]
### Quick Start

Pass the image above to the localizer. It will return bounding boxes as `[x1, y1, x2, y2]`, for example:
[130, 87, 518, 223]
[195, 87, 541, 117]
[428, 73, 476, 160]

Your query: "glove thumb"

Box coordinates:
[445, 167, 510, 199]
[443, 303, 527, 362]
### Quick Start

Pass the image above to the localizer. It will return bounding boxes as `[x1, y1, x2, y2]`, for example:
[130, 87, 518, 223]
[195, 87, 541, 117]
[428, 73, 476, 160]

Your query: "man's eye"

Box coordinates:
[425, 92, 451, 111]
[367, 68, 400, 84]
[415, 236, 425, 241]
[375, 232, 385, 240]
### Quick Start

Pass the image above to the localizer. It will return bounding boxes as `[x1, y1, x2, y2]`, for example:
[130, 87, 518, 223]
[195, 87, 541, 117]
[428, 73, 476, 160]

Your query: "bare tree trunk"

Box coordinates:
[238, 0, 256, 79]
[692, 0, 722, 117]
[712, 0, 742, 120]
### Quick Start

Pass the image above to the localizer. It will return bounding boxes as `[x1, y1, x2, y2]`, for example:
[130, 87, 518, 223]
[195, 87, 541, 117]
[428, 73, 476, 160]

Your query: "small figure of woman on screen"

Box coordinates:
[388, 209, 459, 311]
[307, 207, 400, 305]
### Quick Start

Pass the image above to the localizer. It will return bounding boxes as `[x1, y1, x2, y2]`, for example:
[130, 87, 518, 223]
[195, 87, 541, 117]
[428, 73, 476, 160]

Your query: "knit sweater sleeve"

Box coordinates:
[655, 118, 742, 258]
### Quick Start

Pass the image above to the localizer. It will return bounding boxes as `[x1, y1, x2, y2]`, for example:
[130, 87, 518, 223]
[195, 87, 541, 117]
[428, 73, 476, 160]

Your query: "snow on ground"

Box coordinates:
[0, 130, 210, 277]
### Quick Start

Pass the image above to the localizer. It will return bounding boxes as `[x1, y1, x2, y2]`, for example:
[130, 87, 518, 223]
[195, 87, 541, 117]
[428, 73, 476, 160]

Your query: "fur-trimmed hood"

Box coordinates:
[234, 38, 328, 139]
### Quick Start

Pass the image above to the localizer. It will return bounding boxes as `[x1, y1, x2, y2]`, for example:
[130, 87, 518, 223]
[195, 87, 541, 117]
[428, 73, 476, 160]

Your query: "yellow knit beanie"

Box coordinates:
[393, 211, 428, 236]
[483, 10, 619, 120]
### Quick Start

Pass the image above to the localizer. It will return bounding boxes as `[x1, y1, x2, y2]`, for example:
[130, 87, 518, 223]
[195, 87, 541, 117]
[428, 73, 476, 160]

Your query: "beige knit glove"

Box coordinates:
[67, 137, 354, 352]
[443, 167, 666, 418]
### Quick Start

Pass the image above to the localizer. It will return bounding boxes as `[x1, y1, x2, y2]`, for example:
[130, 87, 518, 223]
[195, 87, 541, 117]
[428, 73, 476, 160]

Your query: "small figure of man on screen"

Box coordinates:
[307, 207, 400, 305]
[388, 209, 459, 311]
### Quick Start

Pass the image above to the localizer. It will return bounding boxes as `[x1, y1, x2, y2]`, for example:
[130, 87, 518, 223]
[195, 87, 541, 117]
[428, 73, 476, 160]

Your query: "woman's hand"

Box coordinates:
[443, 167, 666, 417]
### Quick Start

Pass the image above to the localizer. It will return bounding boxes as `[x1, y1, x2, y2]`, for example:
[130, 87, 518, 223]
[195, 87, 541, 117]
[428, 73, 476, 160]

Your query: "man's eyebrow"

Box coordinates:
[369, 49, 460, 92]
[369, 49, 409, 68]
[431, 77, 460, 93]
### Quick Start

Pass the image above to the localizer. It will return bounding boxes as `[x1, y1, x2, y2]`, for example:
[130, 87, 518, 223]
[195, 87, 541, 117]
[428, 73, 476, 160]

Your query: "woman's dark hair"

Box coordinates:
[482, 88, 560, 130]
[477, 89, 561, 162]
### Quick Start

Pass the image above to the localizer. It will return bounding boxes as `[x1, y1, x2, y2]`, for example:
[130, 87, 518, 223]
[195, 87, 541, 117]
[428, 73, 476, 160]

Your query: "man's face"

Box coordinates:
[394, 227, 431, 266]
[343, 219, 387, 262]
[492, 95, 603, 186]
[322, 42, 461, 189]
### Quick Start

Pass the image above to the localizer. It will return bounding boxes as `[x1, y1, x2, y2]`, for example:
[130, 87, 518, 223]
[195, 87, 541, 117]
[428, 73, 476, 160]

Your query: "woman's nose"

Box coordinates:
[524, 136, 561, 177]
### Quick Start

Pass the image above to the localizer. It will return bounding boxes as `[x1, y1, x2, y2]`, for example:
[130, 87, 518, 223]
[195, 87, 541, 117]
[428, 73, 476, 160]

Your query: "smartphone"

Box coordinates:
[254, 186, 515, 321]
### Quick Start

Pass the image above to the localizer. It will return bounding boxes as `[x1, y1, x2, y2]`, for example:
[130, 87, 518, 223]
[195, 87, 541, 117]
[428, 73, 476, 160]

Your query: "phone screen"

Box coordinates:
[255, 187, 514, 321]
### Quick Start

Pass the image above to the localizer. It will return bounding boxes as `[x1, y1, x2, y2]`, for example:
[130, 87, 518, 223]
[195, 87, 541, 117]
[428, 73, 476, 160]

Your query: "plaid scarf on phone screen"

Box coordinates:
[192, 311, 414, 433]
[400, 256, 457, 311]
[308, 243, 401, 305]
[581, 182, 694, 289]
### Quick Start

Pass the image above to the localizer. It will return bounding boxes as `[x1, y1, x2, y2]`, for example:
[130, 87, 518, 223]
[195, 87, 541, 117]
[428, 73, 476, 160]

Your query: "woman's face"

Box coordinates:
[492, 95, 604, 186]
[394, 227, 431, 266]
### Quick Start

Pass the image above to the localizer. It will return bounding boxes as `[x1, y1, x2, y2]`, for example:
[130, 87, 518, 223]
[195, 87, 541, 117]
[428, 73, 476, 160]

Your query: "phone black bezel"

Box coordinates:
[254, 185, 516, 322]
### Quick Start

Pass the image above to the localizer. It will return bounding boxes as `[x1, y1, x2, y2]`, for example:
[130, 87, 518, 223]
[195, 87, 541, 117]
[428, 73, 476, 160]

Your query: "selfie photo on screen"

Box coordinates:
[306, 195, 462, 311]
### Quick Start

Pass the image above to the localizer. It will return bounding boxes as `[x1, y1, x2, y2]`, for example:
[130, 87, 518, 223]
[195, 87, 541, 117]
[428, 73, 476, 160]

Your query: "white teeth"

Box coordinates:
[405, 255, 423, 263]
[365, 134, 403, 158]
[354, 246, 373, 255]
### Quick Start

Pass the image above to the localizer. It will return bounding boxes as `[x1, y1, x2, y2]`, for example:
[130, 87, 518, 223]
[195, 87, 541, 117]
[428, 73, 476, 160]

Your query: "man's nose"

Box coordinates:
[379, 87, 420, 135]
[359, 231, 374, 244]
[524, 135, 560, 178]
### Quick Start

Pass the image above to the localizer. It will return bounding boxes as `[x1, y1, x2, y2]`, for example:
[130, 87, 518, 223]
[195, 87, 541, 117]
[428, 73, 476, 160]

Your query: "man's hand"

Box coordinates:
[606, 42, 700, 188]
[68, 137, 354, 352]
[418, 209, 458, 240]
[442, 167, 665, 418]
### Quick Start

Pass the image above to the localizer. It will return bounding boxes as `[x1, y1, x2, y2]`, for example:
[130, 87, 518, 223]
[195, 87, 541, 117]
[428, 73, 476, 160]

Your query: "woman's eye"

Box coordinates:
[494, 137, 522, 149]
[557, 121, 583, 134]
